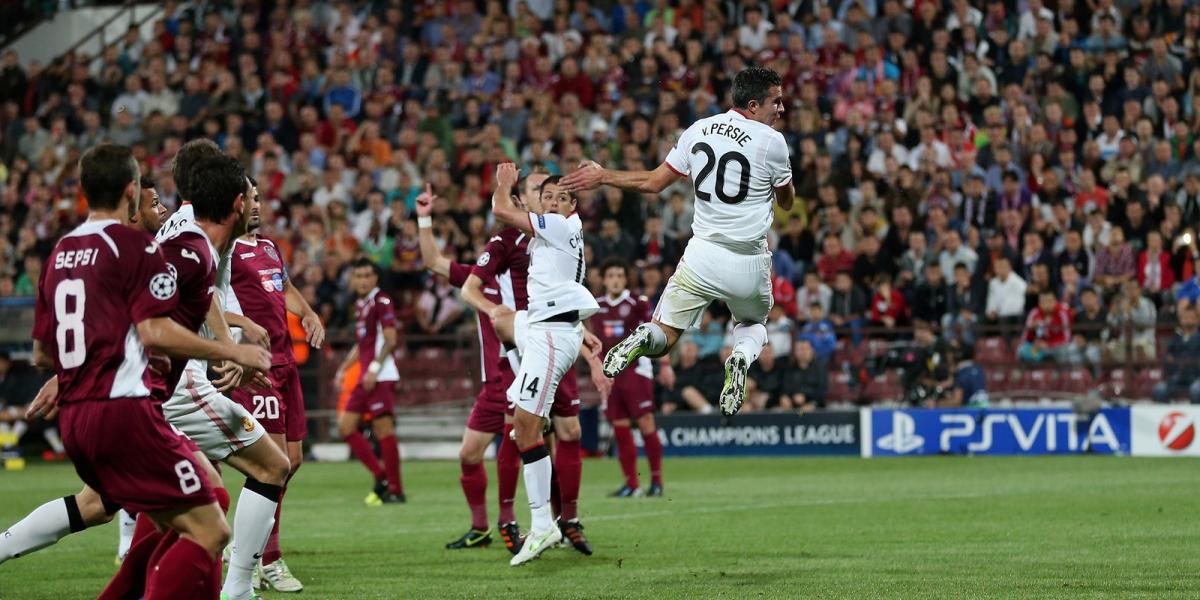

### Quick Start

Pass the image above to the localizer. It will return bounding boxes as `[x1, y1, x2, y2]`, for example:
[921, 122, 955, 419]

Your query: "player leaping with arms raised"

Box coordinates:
[489, 162, 601, 566]
[562, 67, 795, 416]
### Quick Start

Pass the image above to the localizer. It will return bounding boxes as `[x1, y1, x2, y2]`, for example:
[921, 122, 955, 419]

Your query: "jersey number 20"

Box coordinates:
[691, 142, 751, 204]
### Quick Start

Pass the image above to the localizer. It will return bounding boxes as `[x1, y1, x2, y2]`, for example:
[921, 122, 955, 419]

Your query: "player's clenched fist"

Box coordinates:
[495, 162, 519, 189]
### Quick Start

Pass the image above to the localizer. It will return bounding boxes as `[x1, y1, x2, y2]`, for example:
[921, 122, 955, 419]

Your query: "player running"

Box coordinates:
[412, 184, 524, 552]
[488, 162, 600, 566]
[562, 67, 795, 416]
[225, 177, 324, 594]
[336, 258, 405, 505]
[589, 260, 665, 497]
[22, 144, 270, 598]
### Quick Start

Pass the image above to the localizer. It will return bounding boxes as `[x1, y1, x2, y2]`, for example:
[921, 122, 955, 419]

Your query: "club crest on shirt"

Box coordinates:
[618, 304, 630, 317]
[477, 252, 491, 267]
[263, 244, 279, 262]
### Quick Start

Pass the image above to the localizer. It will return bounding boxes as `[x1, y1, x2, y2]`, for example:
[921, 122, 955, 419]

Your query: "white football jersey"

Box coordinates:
[525, 212, 600, 323]
[665, 109, 792, 254]
[156, 202, 243, 329]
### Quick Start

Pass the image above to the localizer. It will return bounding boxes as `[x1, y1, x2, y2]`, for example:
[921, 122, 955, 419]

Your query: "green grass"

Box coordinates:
[1, 456, 1198, 599]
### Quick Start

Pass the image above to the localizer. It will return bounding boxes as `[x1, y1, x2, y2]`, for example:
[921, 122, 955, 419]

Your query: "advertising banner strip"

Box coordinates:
[646, 412, 861, 457]
[1130, 405, 1200, 457]
[867, 408, 1131, 457]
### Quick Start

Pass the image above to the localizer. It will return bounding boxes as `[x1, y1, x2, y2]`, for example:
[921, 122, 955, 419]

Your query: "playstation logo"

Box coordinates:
[877, 411, 925, 454]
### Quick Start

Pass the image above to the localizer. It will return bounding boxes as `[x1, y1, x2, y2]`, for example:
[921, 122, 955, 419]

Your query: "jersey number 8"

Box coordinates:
[54, 279, 87, 369]
[691, 142, 751, 204]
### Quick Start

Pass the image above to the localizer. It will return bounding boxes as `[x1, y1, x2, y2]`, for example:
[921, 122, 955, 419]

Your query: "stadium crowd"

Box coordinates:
[1, 0, 1200, 425]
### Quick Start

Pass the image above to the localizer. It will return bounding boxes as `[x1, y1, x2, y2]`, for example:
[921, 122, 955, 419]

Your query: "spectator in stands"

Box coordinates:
[897, 229, 935, 288]
[945, 262, 983, 347]
[1153, 306, 1200, 404]
[765, 304, 794, 360]
[938, 229, 978, 279]
[1106, 280, 1158, 362]
[413, 275, 464, 345]
[1074, 287, 1108, 375]
[661, 340, 716, 415]
[912, 262, 950, 325]
[797, 303, 837, 362]
[950, 343, 988, 408]
[828, 271, 866, 344]
[986, 256, 1027, 338]
[904, 321, 953, 406]
[1178, 254, 1200, 311]
[746, 345, 786, 412]
[590, 216, 638, 265]
[1138, 230, 1175, 306]
[1094, 226, 1136, 295]
[816, 234, 855, 284]
[868, 274, 907, 338]
[1019, 290, 1079, 364]
[691, 309, 725, 363]
[784, 339, 828, 412]
[795, 270, 831, 324]
[1057, 230, 1092, 284]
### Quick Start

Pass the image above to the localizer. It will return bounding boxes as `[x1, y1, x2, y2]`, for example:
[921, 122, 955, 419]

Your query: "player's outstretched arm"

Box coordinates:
[136, 316, 270, 372]
[560, 161, 682, 194]
[225, 310, 270, 348]
[491, 162, 532, 234]
[415, 183, 451, 278]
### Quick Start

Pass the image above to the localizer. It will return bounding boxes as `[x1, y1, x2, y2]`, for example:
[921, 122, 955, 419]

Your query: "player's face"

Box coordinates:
[750, 85, 785, 126]
[520, 173, 548, 211]
[539, 183, 575, 216]
[603, 266, 627, 296]
[137, 188, 165, 234]
[246, 183, 262, 232]
[352, 266, 378, 295]
[231, 180, 256, 237]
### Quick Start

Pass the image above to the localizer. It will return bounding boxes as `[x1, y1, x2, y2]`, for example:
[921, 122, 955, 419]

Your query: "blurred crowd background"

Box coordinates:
[2, 0, 1200, 445]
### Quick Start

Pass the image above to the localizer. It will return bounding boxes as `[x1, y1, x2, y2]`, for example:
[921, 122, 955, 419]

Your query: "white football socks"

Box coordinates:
[222, 482, 280, 600]
[522, 454, 553, 533]
[730, 322, 768, 364]
[0, 497, 74, 564]
[642, 323, 668, 356]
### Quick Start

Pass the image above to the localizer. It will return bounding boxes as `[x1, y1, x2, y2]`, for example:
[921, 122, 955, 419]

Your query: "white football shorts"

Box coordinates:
[654, 237, 773, 330]
[507, 315, 583, 419]
[161, 359, 265, 461]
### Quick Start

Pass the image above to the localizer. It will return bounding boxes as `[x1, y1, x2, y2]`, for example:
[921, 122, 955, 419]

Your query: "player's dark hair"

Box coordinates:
[79, 143, 138, 211]
[539, 175, 576, 202]
[188, 154, 247, 223]
[352, 256, 380, 277]
[172, 138, 221, 201]
[140, 175, 155, 189]
[600, 258, 630, 279]
[731, 67, 782, 109]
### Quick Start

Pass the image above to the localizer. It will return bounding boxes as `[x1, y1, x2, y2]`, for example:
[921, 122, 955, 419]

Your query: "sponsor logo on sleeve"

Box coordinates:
[477, 252, 491, 267]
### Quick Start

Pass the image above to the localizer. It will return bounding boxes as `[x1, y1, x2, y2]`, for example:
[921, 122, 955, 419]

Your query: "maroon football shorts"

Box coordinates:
[605, 371, 655, 422]
[60, 398, 216, 515]
[233, 363, 307, 441]
[345, 380, 397, 418]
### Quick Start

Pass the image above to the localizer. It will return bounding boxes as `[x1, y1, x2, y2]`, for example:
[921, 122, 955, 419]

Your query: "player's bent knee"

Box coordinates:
[554, 418, 581, 442]
[636, 413, 657, 434]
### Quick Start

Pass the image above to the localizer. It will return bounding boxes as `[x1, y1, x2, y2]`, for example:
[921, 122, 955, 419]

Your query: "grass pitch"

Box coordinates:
[0, 456, 1197, 599]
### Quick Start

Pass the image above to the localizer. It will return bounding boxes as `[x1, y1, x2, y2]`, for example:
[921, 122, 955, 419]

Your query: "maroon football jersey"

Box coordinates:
[158, 224, 218, 393]
[471, 227, 530, 311]
[32, 220, 178, 405]
[590, 291, 654, 354]
[450, 260, 506, 383]
[229, 235, 293, 366]
[354, 287, 399, 382]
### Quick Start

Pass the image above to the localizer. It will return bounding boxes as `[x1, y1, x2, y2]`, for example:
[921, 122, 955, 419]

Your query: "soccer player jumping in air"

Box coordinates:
[562, 67, 795, 416]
